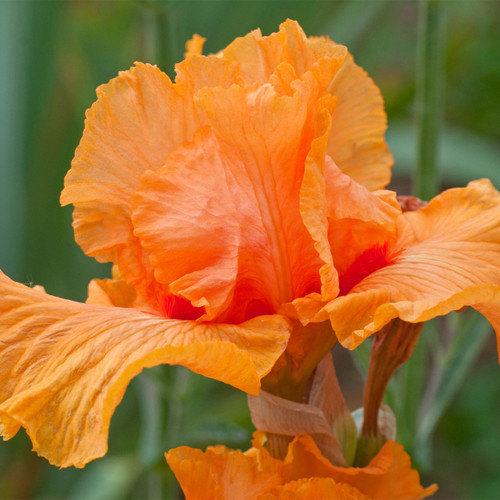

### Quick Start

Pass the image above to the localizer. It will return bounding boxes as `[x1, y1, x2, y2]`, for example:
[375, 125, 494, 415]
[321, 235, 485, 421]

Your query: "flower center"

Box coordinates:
[160, 293, 204, 320]
[338, 243, 396, 296]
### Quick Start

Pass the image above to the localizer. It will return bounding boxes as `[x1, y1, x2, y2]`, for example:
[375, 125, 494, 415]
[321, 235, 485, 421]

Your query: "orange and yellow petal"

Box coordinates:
[60, 62, 201, 298]
[281, 436, 436, 499]
[261, 478, 369, 500]
[327, 441, 438, 500]
[185, 33, 206, 57]
[175, 54, 242, 94]
[326, 53, 393, 191]
[220, 20, 390, 191]
[324, 157, 401, 281]
[0, 271, 290, 467]
[132, 127, 243, 319]
[221, 19, 345, 87]
[86, 276, 147, 309]
[324, 158, 400, 227]
[61, 21, 393, 321]
[166, 446, 282, 500]
[134, 71, 337, 322]
[323, 179, 500, 350]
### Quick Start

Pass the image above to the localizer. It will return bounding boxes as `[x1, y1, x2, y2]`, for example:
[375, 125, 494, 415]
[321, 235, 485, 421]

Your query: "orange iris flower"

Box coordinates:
[0, 20, 393, 467]
[166, 431, 438, 499]
[1, 18, 499, 473]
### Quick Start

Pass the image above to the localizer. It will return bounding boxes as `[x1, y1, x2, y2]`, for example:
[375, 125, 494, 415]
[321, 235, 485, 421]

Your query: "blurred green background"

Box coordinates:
[1, 1, 499, 498]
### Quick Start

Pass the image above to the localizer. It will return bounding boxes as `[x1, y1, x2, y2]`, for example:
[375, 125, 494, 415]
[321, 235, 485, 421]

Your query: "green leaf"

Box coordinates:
[416, 312, 491, 452]
[70, 456, 139, 500]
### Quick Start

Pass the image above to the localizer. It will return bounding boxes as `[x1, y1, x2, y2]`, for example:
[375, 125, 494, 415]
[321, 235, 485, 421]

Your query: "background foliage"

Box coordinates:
[0, 1, 499, 498]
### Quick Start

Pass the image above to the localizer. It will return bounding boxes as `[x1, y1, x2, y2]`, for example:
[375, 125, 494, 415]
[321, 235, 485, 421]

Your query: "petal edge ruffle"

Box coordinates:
[0, 271, 290, 467]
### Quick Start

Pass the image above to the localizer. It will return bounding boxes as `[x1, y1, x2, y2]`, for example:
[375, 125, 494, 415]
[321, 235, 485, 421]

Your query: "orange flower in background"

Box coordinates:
[0, 20, 394, 467]
[166, 431, 437, 500]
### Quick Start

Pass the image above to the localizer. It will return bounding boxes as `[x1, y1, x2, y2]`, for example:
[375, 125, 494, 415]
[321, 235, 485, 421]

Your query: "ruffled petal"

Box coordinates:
[166, 433, 435, 500]
[166, 445, 282, 500]
[226, 22, 393, 191]
[278, 436, 436, 499]
[323, 179, 500, 350]
[61, 21, 392, 321]
[221, 19, 345, 87]
[324, 158, 400, 226]
[86, 277, 146, 309]
[0, 271, 290, 467]
[132, 127, 243, 319]
[261, 478, 369, 500]
[134, 72, 336, 322]
[326, 441, 438, 500]
[326, 53, 393, 190]
[288, 98, 339, 322]
[324, 157, 401, 278]
[60, 63, 201, 297]
[175, 54, 242, 93]
[185, 34, 206, 57]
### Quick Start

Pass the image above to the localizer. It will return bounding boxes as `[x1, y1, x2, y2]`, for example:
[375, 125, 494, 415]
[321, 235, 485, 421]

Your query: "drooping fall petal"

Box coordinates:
[322, 179, 500, 351]
[0, 272, 290, 467]
[166, 432, 436, 500]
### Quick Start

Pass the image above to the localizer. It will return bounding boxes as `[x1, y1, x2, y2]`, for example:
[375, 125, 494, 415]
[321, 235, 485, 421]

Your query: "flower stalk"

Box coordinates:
[414, 0, 446, 200]
[355, 321, 423, 465]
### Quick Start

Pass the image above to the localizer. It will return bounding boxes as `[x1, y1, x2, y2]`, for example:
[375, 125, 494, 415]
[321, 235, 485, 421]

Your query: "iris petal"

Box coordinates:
[323, 179, 500, 351]
[0, 272, 290, 467]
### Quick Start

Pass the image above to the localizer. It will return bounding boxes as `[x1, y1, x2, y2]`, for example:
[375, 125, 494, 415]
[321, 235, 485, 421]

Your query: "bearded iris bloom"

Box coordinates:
[0, 20, 392, 468]
[0, 19, 499, 478]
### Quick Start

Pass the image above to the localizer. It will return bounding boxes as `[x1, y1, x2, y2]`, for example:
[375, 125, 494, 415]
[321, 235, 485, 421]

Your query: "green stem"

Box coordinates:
[414, 0, 446, 200]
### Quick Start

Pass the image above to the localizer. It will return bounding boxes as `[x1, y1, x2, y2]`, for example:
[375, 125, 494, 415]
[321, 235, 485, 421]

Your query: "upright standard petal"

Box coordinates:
[61, 20, 393, 320]
[326, 53, 393, 190]
[0, 272, 290, 467]
[221, 19, 344, 86]
[60, 63, 201, 298]
[133, 73, 337, 323]
[220, 20, 391, 191]
[323, 179, 500, 350]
